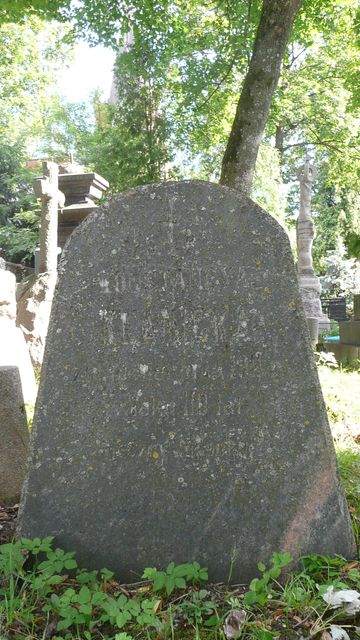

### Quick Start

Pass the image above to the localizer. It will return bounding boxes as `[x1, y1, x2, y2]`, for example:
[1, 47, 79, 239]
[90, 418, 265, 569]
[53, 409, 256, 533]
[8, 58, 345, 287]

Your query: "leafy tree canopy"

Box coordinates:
[0, 0, 70, 24]
[0, 16, 73, 146]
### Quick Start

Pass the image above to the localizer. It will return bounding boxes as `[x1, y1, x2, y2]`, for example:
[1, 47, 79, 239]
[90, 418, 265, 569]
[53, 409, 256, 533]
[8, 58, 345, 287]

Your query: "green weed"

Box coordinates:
[0, 538, 359, 640]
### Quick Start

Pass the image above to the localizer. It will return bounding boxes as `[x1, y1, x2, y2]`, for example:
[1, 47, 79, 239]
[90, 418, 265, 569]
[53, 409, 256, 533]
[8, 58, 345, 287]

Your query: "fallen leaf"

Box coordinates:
[137, 585, 151, 593]
[329, 625, 351, 640]
[342, 562, 359, 571]
[323, 586, 360, 615]
[272, 609, 285, 620]
[153, 599, 162, 613]
[223, 609, 246, 639]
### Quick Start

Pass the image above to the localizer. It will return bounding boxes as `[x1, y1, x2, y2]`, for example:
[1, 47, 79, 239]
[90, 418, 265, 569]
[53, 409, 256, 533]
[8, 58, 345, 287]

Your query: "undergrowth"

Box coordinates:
[0, 539, 359, 640]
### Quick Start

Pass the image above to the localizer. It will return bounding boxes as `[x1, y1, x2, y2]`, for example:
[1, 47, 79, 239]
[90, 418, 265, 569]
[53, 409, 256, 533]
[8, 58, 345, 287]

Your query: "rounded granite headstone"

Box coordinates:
[18, 181, 355, 581]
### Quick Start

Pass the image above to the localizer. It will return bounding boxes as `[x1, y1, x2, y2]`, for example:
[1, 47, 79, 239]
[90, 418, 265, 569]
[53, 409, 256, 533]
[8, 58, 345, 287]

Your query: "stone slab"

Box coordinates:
[339, 320, 360, 346]
[0, 367, 29, 504]
[16, 272, 56, 369]
[322, 341, 360, 365]
[18, 181, 355, 581]
[354, 294, 360, 321]
[0, 319, 37, 405]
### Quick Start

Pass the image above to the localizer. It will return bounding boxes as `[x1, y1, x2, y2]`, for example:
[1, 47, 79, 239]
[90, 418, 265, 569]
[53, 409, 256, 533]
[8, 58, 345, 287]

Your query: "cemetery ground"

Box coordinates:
[0, 359, 359, 640]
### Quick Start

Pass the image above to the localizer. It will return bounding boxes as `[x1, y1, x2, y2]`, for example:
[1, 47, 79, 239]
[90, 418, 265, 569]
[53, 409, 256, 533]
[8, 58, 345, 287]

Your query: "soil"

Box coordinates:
[0, 503, 19, 544]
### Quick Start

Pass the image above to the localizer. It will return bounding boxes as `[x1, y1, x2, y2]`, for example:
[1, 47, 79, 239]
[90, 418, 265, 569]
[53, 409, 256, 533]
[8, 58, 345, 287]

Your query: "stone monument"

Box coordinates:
[0, 260, 36, 404]
[33, 161, 65, 276]
[336, 293, 360, 361]
[296, 157, 330, 335]
[21, 161, 65, 368]
[19, 161, 108, 367]
[0, 367, 30, 504]
[18, 181, 355, 581]
[57, 162, 108, 249]
[322, 294, 360, 364]
[0, 260, 31, 504]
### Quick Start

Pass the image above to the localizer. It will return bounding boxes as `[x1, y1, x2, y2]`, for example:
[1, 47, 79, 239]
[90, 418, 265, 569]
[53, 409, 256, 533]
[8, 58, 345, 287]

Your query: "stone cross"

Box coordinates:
[296, 156, 317, 273]
[296, 157, 329, 334]
[297, 156, 317, 222]
[33, 161, 65, 275]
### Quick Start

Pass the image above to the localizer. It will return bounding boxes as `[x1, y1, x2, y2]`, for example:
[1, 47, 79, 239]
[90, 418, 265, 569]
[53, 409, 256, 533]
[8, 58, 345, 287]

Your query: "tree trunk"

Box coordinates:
[220, 0, 303, 196]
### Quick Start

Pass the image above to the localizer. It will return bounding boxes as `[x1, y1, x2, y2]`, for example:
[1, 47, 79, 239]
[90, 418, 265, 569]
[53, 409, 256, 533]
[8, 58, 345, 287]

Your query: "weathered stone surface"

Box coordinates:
[16, 272, 56, 369]
[354, 294, 360, 321]
[0, 265, 17, 322]
[18, 181, 355, 581]
[58, 171, 109, 248]
[296, 158, 329, 333]
[339, 320, 360, 346]
[0, 367, 29, 504]
[0, 319, 37, 405]
[0, 264, 37, 405]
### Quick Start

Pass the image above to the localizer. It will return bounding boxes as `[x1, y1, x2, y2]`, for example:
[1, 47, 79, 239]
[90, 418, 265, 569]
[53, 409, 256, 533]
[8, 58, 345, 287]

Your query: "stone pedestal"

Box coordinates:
[306, 317, 319, 345]
[339, 321, 360, 345]
[298, 268, 330, 333]
[58, 172, 109, 249]
[0, 318, 37, 405]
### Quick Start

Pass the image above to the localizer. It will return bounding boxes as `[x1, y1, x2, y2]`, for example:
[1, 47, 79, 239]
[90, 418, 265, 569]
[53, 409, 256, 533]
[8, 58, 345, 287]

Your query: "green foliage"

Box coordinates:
[0, 210, 39, 263]
[337, 449, 360, 550]
[0, 143, 37, 224]
[274, 0, 360, 266]
[143, 561, 208, 595]
[37, 95, 96, 164]
[243, 552, 293, 607]
[0, 17, 73, 147]
[252, 144, 287, 227]
[1, 536, 360, 639]
[320, 239, 360, 302]
[0, 0, 71, 24]
[301, 553, 355, 583]
[85, 47, 173, 193]
[0, 17, 74, 265]
[177, 588, 219, 627]
[1, 0, 358, 280]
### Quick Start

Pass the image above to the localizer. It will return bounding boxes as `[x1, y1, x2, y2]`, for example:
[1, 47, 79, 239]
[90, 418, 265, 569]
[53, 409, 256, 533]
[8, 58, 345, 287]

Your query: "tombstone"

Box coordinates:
[18, 181, 355, 582]
[0, 367, 30, 504]
[296, 158, 330, 335]
[0, 263, 37, 404]
[321, 297, 347, 323]
[339, 293, 360, 347]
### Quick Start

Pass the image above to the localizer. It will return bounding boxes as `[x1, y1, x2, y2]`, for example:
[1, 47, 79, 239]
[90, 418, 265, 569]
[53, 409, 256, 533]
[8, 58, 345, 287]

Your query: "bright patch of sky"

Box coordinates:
[58, 42, 115, 102]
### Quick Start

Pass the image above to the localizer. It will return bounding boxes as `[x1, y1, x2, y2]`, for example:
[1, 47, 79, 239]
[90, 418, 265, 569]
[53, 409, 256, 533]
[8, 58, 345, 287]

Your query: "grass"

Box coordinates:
[318, 363, 360, 449]
[318, 361, 360, 551]
[0, 358, 359, 640]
